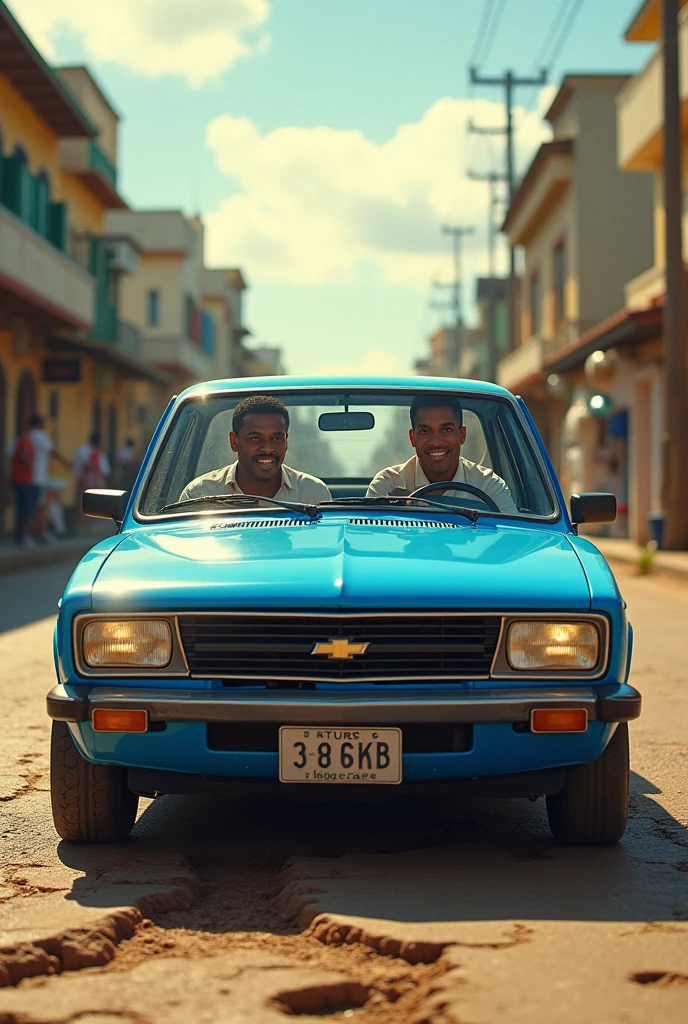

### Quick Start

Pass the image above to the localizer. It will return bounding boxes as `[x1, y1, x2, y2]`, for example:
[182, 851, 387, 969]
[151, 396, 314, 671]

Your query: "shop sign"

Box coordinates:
[42, 359, 82, 383]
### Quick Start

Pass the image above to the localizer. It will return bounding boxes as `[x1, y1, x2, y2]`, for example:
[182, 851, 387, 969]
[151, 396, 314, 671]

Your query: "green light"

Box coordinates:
[588, 393, 612, 416]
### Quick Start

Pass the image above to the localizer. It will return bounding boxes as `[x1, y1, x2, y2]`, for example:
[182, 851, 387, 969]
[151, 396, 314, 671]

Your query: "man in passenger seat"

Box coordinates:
[367, 395, 518, 513]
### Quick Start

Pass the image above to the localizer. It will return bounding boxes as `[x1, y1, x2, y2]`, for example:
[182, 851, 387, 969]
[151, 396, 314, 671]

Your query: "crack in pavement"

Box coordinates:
[0, 772, 45, 804]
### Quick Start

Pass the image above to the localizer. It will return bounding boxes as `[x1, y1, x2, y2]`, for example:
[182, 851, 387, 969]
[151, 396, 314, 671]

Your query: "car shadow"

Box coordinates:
[56, 768, 688, 928]
[0, 560, 74, 634]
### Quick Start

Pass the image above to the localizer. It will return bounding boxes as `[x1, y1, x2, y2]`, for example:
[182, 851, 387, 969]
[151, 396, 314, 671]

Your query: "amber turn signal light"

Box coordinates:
[531, 708, 588, 733]
[92, 708, 148, 733]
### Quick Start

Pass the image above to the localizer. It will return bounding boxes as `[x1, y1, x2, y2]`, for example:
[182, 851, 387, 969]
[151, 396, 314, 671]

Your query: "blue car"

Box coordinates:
[48, 377, 640, 844]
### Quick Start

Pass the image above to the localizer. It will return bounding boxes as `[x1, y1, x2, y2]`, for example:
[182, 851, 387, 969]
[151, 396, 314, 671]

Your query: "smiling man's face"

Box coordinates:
[410, 405, 467, 482]
[230, 412, 288, 493]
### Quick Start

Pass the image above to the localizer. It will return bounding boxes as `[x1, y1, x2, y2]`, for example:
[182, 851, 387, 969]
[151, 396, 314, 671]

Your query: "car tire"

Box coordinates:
[50, 721, 139, 843]
[546, 723, 630, 845]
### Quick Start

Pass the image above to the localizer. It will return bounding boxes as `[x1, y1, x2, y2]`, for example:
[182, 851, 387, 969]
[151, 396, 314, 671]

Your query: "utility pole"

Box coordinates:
[432, 224, 474, 373]
[660, 0, 688, 549]
[469, 68, 547, 353]
[468, 169, 508, 382]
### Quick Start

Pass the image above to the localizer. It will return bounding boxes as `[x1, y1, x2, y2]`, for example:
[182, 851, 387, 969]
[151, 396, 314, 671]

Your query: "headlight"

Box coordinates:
[507, 621, 599, 671]
[83, 620, 172, 668]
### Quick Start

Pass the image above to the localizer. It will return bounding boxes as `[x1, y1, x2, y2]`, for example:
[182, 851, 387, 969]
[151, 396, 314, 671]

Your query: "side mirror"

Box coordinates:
[83, 489, 129, 522]
[570, 492, 617, 525]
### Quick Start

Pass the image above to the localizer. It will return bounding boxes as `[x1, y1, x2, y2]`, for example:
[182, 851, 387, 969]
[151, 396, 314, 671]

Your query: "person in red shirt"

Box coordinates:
[9, 414, 71, 546]
[10, 418, 41, 547]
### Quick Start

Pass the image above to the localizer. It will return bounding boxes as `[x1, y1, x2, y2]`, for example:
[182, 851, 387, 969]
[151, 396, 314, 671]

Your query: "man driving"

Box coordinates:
[367, 395, 518, 513]
[180, 395, 332, 504]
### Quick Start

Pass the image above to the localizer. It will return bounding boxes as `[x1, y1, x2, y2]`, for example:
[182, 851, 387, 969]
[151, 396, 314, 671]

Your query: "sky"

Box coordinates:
[9, 0, 652, 376]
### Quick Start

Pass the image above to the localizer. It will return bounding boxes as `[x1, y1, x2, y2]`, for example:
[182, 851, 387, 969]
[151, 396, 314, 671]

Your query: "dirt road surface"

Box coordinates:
[0, 560, 686, 1022]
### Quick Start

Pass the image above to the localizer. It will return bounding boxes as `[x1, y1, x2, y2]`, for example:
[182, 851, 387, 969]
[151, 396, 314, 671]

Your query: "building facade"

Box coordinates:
[0, 1, 168, 537]
[498, 73, 655, 497]
[107, 210, 258, 389]
[570, 0, 688, 545]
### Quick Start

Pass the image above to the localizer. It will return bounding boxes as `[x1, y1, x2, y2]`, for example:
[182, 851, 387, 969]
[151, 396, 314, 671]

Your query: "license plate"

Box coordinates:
[279, 726, 402, 784]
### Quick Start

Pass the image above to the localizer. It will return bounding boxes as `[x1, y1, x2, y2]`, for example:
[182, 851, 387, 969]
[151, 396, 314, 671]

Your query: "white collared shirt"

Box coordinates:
[367, 455, 518, 513]
[179, 462, 332, 505]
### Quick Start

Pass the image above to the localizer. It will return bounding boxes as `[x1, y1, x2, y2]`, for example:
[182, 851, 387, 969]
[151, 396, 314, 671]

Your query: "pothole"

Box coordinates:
[272, 980, 370, 1015]
[631, 970, 688, 987]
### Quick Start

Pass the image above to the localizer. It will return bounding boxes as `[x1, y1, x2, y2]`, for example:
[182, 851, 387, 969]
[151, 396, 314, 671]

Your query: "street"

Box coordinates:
[0, 558, 686, 1023]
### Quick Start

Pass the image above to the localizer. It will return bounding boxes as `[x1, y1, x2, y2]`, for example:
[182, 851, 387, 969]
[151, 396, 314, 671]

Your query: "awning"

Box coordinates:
[0, 2, 94, 137]
[543, 307, 663, 374]
[48, 331, 173, 384]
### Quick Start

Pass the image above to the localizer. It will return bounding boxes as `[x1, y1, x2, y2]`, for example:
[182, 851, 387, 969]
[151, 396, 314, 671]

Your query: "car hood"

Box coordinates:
[90, 515, 591, 612]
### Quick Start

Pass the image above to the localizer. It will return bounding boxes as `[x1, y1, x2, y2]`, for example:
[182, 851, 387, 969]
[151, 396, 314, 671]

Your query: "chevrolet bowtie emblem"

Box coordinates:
[311, 639, 370, 659]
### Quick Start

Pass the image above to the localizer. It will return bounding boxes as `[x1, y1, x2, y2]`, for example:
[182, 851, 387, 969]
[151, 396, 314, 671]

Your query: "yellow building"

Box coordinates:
[106, 209, 256, 389]
[0, 1, 169, 537]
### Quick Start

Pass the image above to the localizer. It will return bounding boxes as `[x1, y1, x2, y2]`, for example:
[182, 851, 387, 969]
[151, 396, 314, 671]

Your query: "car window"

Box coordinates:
[138, 390, 557, 518]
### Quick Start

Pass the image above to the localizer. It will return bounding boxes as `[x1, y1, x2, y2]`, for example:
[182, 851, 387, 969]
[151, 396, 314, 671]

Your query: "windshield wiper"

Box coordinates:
[319, 497, 479, 524]
[158, 493, 320, 519]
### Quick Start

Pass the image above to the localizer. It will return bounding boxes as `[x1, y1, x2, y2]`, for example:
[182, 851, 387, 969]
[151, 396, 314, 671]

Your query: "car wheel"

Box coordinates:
[546, 723, 630, 845]
[50, 721, 139, 843]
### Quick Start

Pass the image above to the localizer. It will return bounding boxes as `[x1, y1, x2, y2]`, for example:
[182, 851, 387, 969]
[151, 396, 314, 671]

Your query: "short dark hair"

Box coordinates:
[232, 395, 290, 434]
[90, 432, 101, 447]
[29, 413, 44, 429]
[410, 395, 463, 429]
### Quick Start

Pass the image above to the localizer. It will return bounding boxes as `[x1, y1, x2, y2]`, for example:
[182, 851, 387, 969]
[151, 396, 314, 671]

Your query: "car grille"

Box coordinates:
[177, 613, 502, 682]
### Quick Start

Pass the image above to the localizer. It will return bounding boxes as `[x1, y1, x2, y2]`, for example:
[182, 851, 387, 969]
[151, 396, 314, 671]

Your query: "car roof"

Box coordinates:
[177, 375, 515, 401]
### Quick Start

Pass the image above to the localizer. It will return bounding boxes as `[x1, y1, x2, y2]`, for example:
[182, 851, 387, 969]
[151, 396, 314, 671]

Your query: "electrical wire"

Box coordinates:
[535, 0, 585, 76]
[469, 0, 497, 69]
[479, 0, 506, 71]
[532, 0, 569, 72]
[544, 0, 585, 75]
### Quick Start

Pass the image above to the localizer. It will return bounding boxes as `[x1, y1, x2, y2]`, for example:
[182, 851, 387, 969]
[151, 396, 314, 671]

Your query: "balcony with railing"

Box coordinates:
[617, 4, 688, 171]
[83, 237, 117, 343]
[0, 159, 93, 329]
[59, 137, 126, 208]
[497, 323, 583, 391]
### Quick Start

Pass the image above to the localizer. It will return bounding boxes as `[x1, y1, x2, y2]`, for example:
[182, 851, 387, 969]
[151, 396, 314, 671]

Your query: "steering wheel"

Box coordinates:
[410, 481, 500, 513]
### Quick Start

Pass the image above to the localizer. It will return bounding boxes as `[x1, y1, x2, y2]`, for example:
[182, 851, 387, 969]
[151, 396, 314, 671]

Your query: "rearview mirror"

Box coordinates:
[318, 412, 375, 431]
[570, 492, 617, 525]
[83, 489, 129, 521]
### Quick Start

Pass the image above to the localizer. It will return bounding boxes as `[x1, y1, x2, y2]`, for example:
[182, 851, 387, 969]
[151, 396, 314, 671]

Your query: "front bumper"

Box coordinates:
[47, 682, 641, 726]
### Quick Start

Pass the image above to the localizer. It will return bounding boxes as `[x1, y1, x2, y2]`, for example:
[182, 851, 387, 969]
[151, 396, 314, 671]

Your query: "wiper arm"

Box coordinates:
[319, 496, 479, 523]
[158, 493, 320, 519]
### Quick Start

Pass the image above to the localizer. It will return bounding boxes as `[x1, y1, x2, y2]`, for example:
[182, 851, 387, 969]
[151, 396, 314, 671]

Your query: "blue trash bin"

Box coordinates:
[647, 512, 665, 549]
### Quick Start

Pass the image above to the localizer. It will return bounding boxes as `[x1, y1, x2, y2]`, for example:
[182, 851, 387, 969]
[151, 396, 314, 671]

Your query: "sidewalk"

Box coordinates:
[0, 526, 115, 576]
[590, 536, 688, 581]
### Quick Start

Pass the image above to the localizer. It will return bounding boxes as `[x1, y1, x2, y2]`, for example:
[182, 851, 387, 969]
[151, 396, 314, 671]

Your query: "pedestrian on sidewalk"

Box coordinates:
[73, 433, 111, 526]
[8, 414, 71, 547]
[115, 437, 140, 491]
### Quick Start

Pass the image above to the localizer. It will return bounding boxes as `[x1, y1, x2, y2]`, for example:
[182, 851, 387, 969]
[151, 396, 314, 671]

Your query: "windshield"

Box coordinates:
[138, 389, 557, 519]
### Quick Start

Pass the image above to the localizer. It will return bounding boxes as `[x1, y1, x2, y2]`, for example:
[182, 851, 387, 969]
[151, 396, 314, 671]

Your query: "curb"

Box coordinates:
[0, 534, 110, 576]
[592, 541, 688, 581]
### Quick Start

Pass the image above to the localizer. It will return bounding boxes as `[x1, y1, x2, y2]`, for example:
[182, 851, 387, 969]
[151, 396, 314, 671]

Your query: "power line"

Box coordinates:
[432, 225, 475, 370]
[545, 0, 585, 74]
[532, 0, 569, 71]
[480, 0, 507, 70]
[533, 0, 585, 77]
[469, 0, 497, 69]
[468, 67, 548, 354]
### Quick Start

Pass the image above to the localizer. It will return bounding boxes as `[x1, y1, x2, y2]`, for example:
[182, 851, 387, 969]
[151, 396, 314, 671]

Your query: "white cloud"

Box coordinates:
[204, 93, 552, 286]
[8, 0, 271, 85]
